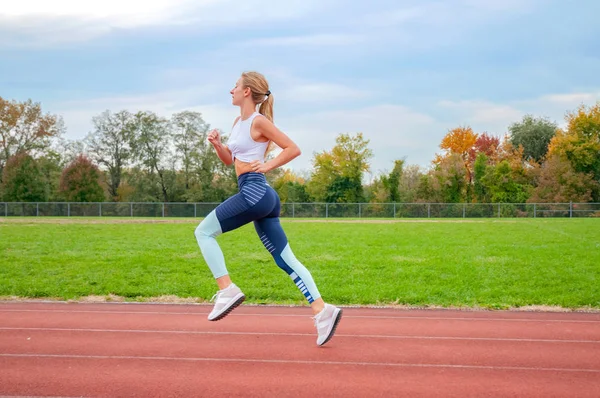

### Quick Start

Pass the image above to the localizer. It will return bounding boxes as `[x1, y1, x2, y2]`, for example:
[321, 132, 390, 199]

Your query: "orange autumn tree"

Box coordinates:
[434, 126, 478, 201]
[438, 127, 479, 159]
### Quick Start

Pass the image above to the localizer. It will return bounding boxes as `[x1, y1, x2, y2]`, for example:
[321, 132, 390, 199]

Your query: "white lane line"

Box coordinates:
[0, 396, 79, 398]
[1, 309, 599, 323]
[1, 353, 598, 373]
[1, 327, 598, 344]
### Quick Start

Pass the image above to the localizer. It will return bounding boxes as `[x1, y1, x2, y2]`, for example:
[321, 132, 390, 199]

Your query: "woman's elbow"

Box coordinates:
[222, 156, 233, 166]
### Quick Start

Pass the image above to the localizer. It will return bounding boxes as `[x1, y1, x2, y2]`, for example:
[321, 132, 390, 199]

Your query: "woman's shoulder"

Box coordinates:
[252, 113, 272, 127]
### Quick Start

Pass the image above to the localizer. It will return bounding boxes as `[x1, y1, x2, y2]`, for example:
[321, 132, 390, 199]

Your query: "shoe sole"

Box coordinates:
[208, 294, 246, 321]
[318, 308, 343, 346]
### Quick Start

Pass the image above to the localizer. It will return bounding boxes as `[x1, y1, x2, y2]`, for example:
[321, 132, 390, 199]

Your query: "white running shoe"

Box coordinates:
[313, 303, 343, 346]
[207, 283, 245, 321]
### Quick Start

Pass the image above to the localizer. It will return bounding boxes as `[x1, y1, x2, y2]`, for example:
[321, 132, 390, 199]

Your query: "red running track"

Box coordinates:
[1, 302, 599, 397]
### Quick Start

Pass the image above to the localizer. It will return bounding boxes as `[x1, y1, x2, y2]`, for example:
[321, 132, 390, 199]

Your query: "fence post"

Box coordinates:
[68, 203, 70, 217]
[326, 203, 329, 218]
[462, 204, 465, 218]
[570, 202, 573, 218]
[292, 203, 295, 218]
[427, 204, 431, 218]
[162, 203, 165, 218]
[4, 202, 7, 217]
[393, 203, 396, 218]
[130, 203, 133, 217]
[194, 203, 197, 218]
[534, 203, 537, 218]
[498, 203, 501, 218]
[36, 203, 39, 217]
[359, 203, 362, 218]
[99, 203, 102, 217]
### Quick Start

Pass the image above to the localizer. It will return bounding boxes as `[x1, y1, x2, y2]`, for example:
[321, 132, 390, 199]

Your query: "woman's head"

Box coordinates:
[230, 71, 273, 122]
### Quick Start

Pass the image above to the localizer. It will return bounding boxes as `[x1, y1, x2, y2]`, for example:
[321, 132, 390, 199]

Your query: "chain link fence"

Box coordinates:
[1, 202, 599, 218]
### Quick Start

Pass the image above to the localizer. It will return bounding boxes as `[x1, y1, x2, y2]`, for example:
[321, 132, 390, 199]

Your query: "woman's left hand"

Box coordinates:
[250, 160, 270, 174]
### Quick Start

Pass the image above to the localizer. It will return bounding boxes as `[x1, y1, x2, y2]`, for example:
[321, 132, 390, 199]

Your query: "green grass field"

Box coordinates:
[1, 217, 599, 310]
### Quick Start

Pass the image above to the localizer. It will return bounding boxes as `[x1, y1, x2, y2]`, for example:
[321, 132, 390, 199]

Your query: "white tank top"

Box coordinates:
[227, 112, 270, 163]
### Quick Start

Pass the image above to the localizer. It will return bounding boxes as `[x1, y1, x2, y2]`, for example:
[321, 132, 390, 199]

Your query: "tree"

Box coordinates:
[415, 173, 435, 203]
[381, 159, 403, 202]
[2, 152, 46, 202]
[473, 153, 490, 202]
[436, 126, 478, 165]
[272, 169, 310, 203]
[528, 154, 599, 203]
[469, 133, 500, 163]
[308, 133, 373, 202]
[547, 103, 600, 200]
[172, 111, 210, 190]
[399, 164, 425, 203]
[431, 153, 468, 203]
[0, 97, 63, 183]
[130, 111, 175, 202]
[59, 155, 105, 202]
[86, 110, 135, 201]
[53, 136, 87, 167]
[183, 129, 238, 203]
[324, 175, 364, 203]
[366, 176, 389, 204]
[37, 150, 63, 202]
[119, 166, 184, 203]
[508, 115, 557, 163]
[481, 160, 532, 203]
[435, 126, 479, 201]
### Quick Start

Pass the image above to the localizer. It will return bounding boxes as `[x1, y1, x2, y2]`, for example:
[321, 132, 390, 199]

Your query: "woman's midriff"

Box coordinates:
[234, 158, 256, 176]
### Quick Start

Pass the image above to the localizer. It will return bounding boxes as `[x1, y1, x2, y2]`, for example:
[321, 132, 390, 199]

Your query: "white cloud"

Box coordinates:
[0, 0, 202, 46]
[538, 92, 600, 106]
[518, 92, 600, 128]
[0, 0, 325, 47]
[438, 90, 600, 134]
[0, 0, 197, 19]
[439, 100, 523, 130]
[280, 104, 441, 174]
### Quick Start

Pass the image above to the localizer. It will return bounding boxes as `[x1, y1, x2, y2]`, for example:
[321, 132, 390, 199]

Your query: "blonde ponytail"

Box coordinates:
[258, 93, 274, 123]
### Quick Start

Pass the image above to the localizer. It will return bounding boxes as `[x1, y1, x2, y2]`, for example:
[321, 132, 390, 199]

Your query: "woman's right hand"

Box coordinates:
[207, 129, 221, 147]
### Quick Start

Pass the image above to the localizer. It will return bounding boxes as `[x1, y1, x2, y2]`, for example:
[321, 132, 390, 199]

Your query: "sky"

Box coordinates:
[1, 0, 599, 179]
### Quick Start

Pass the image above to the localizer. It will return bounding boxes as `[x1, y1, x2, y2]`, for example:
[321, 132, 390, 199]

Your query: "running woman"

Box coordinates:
[194, 71, 343, 346]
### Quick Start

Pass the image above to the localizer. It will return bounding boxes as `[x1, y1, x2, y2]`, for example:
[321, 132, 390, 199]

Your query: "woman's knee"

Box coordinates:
[195, 211, 222, 241]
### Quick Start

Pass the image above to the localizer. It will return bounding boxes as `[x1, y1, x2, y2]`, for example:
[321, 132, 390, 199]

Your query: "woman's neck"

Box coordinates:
[240, 102, 256, 120]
